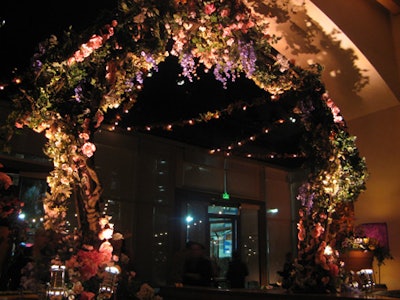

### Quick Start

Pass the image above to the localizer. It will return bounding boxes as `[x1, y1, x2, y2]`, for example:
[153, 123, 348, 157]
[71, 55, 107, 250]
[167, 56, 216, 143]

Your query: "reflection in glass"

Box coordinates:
[208, 205, 238, 215]
[241, 208, 260, 286]
[185, 201, 207, 246]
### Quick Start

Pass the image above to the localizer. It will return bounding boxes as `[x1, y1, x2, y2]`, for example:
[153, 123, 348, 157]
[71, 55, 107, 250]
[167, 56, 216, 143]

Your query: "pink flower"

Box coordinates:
[329, 263, 339, 277]
[73, 50, 85, 63]
[67, 57, 76, 66]
[204, 3, 216, 15]
[331, 105, 340, 116]
[220, 8, 230, 17]
[80, 291, 96, 300]
[80, 44, 93, 59]
[79, 132, 90, 141]
[86, 35, 103, 50]
[81, 142, 96, 157]
[334, 115, 343, 123]
[99, 240, 114, 255]
[326, 98, 334, 108]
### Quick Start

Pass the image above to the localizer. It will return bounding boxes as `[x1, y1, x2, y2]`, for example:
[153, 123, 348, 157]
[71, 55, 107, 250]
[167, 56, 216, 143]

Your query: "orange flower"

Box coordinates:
[297, 221, 306, 241]
[0, 172, 12, 190]
[311, 222, 324, 239]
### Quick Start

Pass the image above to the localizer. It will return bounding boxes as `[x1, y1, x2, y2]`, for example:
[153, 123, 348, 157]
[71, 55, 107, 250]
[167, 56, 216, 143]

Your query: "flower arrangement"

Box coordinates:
[341, 236, 377, 252]
[0, 0, 368, 295]
[341, 231, 393, 267]
[17, 215, 163, 299]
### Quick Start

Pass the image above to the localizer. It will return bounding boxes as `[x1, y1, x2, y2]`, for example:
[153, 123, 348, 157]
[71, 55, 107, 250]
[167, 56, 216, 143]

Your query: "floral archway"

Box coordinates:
[2, 0, 367, 296]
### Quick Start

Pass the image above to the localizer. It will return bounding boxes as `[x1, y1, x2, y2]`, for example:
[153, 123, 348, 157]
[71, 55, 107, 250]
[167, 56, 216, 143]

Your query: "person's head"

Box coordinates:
[187, 241, 205, 257]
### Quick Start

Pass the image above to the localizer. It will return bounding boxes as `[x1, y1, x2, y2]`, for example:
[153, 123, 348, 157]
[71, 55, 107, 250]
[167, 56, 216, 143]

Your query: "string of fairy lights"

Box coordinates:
[104, 92, 306, 162]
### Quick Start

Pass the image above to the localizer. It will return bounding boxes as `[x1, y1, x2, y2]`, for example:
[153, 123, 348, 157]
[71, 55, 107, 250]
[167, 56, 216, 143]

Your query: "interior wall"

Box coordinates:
[347, 105, 400, 290]
[310, 0, 400, 101]
[264, 167, 293, 285]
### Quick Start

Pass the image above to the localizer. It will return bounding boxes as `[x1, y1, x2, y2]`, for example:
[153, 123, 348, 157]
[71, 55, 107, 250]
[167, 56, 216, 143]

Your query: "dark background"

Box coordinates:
[0, 0, 118, 80]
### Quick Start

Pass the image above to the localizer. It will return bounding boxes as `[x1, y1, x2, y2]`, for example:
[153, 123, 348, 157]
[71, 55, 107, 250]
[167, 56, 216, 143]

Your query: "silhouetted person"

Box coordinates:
[182, 241, 214, 287]
[226, 250, 249, 288]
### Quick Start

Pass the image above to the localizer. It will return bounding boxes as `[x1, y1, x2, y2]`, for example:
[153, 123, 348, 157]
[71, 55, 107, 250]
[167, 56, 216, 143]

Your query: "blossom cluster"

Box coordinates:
[63, 216, 120, 298]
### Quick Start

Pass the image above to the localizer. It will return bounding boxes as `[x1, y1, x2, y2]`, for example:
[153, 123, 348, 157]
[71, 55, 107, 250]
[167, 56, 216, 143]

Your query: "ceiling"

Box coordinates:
[0, 0, 399, 171]
[259, 0, 400, 122]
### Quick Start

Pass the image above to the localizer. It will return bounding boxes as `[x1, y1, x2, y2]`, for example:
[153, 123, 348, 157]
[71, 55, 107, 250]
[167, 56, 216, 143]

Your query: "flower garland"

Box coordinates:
[1, 0, 368, 294]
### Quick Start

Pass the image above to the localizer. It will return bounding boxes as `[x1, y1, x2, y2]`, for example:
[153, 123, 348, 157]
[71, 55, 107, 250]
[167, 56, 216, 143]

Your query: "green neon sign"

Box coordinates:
[222, 192, 230, 200]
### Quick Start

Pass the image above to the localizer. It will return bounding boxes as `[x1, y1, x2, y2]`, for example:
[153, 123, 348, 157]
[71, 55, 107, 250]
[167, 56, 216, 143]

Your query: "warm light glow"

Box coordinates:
[105, 266, 121, 275]
[324, 245, 333, 256]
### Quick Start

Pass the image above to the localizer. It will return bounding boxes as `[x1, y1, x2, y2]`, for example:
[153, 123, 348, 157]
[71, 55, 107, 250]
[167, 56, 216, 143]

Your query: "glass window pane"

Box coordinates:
[208, 205, 238, 215]
[210, 221, 233, 259]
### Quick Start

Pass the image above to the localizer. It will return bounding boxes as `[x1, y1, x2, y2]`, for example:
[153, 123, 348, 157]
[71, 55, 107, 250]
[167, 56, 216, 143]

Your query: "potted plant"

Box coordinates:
[340, 227, 393, 270]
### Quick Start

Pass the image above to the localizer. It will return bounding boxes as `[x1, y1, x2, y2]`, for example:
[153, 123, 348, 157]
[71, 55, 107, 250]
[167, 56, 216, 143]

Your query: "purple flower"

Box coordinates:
[297, 183, 314, 210]
[213, 59, 238, 88]
[238, 41, 256, 78]
[135, 71, 144, 84]
[180, 53, 196, 82]
[74, 85, 83, 102]
[141, 51, 159, 72]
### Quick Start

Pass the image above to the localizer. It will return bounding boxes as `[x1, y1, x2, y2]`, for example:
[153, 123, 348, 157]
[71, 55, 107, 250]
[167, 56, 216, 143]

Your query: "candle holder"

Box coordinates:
[98, 265, 121, 299]
[46, 264, 67, 299]
[357, 268, 375, 292]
